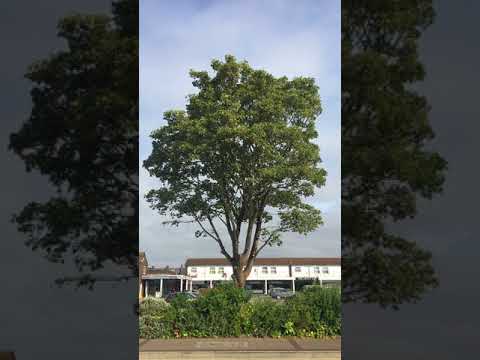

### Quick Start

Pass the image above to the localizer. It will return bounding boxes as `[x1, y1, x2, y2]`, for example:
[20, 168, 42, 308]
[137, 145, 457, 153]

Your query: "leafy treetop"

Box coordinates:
[144, 55, 327, 285]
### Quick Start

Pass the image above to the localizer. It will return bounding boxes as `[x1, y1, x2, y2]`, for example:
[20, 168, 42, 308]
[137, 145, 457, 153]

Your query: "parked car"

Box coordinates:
[269, 287, 294, 299]
[164, 291, 197, 302]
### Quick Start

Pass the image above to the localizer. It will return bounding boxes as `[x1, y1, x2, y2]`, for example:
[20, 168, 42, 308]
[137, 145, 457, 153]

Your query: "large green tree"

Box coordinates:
[342, 0, 447, 307]
[9, 0, 138, 286]
[144, 55, 326, 287]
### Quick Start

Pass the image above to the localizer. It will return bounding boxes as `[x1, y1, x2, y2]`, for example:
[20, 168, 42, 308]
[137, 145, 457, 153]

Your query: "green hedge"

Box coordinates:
[139, 283, 341, 339]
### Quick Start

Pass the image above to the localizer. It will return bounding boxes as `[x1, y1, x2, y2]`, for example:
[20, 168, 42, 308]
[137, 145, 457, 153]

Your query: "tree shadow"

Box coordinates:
[341, 0, 447, 309]
[8, 0, 139, 288]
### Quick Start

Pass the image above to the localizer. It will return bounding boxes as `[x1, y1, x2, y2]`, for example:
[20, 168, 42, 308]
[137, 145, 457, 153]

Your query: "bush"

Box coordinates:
[168, 294, 208, 337]
[248, 295, 271, 304]
[139, 285, 341, 339]
[139, 310, 175, 339]
[198, 288, 211, 296]
[140, 297, 169, 316]
[193, 282, 250, 336]
[241, 297, 285, 337]
[285, 287, 341, 337]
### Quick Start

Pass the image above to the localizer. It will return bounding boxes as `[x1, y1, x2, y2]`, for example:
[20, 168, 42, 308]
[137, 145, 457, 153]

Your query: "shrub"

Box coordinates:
[285, 287, 341, 337]
[139, 297, 169, 316]
[248, 295, 271, 304]
[194, 282, 250, 336]
[243, 297, 285, 337]
[239, 302, 254, 335]
[139, 311, 175, 339]
[198, 288, 211, 296]
[169, 294, 207, 337]
[138, 285, 341, 339]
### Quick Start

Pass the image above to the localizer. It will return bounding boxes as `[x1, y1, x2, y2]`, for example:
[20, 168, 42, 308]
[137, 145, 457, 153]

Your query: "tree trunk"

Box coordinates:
[235, 272, 247, 288]
[232, 263, 253, 288]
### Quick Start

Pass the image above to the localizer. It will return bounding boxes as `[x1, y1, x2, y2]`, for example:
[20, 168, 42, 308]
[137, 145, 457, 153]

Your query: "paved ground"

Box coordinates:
[139, 337, 341, 359]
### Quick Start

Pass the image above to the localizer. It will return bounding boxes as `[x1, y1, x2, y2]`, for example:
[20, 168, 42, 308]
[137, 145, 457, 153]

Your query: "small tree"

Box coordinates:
[144, 55, 327, 287]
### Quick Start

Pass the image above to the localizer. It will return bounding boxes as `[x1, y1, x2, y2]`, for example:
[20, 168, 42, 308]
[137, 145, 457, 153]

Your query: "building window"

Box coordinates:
[314, 266, 320, 274]
[270, 266, 277, 274]
[262, 266, 268, 274]
[191, 267, 197, 273]
[295, 266, 301, 272]
[322, 266, 329, 274]
[209, 267, 215, 274]
[218, 267, 224, 274]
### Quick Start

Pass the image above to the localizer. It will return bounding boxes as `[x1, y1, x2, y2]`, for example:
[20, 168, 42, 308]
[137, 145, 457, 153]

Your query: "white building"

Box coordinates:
[186, 257, 341, 294]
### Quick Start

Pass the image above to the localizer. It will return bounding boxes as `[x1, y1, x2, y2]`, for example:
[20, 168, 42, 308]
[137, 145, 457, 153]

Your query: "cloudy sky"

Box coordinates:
[139, 0, 341, 267]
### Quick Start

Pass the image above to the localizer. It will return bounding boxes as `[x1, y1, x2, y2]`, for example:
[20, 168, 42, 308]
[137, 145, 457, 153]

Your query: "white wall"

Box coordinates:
[187, 264, 341, 282]
[291, 265, 341, 281]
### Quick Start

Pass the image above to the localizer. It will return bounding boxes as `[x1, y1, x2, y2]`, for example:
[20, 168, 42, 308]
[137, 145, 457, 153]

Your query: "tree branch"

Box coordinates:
[206, 213, 221, 242]
[255, 239, 271, 257]
[241, 213, 255, 257]
[195, 216, 232, 261]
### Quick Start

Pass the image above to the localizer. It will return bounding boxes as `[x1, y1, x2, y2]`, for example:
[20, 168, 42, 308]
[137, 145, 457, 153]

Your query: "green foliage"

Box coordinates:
[283, 321, 296, 336]
[342, 0, 446, 307]
[241, 297, 285, 337]
[144, 54, 326, 286]
[169, 294, 206, 337]
[285, 287, 341, 336]
[193, 283, 251, 336]
[139, 313, 175, 339]
[198, 288, 212, 296]
[139, 285, 341, 339]
[139, 297, 169, 316]
[145, 54, 325, 230]
[139, 298, 174, 339]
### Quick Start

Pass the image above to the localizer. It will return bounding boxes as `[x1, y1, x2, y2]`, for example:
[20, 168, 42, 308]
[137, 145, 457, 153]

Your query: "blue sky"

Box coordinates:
[140, 0, 340, 267]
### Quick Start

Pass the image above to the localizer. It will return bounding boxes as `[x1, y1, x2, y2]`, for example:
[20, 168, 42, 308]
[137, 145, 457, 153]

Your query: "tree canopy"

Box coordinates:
[144, 55, 327, 286]
[342, 0, 447, 307]
[9, 0, 138, 286]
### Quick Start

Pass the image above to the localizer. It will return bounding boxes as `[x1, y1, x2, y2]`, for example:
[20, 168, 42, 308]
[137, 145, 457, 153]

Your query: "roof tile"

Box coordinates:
[185, 257, 341, 267]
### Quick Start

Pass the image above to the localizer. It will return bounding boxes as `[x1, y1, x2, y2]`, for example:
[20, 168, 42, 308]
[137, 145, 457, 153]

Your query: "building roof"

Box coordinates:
[147, 267, 178, 275]
[185, 257, 341, 267]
